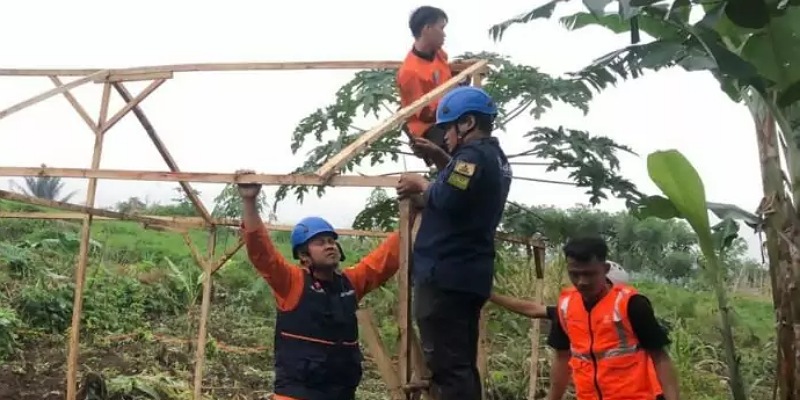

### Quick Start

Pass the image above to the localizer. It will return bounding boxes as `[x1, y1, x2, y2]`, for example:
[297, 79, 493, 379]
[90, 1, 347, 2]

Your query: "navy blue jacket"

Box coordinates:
[273, 271, 362, 400]
[412, 137, 512, 298]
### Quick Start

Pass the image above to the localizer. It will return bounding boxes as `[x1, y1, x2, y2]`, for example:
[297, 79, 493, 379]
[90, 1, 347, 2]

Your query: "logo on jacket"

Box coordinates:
[433, 70, 440, 84]
[310, 281, 325, 293]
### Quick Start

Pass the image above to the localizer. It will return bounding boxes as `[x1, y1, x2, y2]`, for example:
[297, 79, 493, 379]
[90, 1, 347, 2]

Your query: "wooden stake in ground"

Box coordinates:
[397, 200, 414, 399]
[65, 82, 111, 400]
[186, 229, 217, 400]
[527, 242, 546, 400]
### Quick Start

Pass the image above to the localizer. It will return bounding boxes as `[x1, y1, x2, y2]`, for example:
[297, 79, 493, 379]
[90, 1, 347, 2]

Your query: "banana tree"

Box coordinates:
[490, 2, 800, 398]
[634, 149, 747, 400]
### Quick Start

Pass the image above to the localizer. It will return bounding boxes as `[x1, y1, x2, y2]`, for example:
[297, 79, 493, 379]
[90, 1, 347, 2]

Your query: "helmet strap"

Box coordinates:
[450, 124, 474, 155]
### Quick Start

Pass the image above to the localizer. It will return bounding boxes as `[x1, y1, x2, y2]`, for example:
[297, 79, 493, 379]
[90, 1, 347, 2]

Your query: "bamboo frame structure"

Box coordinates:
[0, 59, 547, 400]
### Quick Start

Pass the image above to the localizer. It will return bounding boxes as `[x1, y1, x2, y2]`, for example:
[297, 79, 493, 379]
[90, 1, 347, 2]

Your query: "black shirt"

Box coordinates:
[546, 294, 670, 351]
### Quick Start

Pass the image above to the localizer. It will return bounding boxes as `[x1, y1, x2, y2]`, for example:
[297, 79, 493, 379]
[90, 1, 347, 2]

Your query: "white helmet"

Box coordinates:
[606, 260, 629, 284]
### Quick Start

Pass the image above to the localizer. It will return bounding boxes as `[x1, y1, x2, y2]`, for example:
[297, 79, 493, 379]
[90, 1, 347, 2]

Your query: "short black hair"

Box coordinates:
[457, 112, 495, 134]
[563, 236, 608, 263]
[409, 6, 448, 38]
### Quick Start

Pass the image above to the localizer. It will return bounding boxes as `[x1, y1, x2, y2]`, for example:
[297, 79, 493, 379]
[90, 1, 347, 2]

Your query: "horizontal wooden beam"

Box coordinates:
[0, 166, 399, 188]
[316, 59, 490, 180]
[0, 210, 541, 247]
[0, 60, 480, 77]
[0, 71, 109, 121]
[94, 71, 174, 83]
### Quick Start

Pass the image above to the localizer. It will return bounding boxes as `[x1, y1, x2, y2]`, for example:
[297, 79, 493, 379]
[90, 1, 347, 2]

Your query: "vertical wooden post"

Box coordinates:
[398, 199, 413, 399]
[470, 71, 489, 399]
[65, 82, 111, 400]
[193, 227, 217, 400]
[527, 243, 546, 400]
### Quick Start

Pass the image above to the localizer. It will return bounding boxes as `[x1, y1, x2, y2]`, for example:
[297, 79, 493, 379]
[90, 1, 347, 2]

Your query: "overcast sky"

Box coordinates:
[0, 0, 765, 261]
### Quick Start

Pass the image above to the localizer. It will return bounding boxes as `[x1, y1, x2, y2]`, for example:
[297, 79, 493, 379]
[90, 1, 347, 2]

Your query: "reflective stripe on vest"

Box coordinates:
[558, 288, 640, 362]
[557, 285, 655, 400]
[273, 271, 363, 399]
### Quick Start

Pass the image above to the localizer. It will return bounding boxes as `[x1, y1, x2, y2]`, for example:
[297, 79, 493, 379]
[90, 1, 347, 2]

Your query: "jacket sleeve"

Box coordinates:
[397, 69, 437, 123]
[342, 232, 401, 301]
[426, 147, 484, 214]
[242, 223, 305, 312]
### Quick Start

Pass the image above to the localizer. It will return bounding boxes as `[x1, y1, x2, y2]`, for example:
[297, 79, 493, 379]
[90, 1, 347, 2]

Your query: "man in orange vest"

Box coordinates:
[397, 6, 453, 165]
[490, 236, 680, 400]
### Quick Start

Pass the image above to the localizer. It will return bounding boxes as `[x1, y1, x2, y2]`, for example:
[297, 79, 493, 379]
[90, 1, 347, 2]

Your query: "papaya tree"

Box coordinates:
[490, 2, 800, 398]
[273, 52, 643, 231]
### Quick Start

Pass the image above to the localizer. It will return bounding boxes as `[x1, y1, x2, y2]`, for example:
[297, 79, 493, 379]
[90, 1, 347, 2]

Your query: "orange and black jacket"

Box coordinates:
[397, 47, 453, 138]
[243, 223, 400, 400]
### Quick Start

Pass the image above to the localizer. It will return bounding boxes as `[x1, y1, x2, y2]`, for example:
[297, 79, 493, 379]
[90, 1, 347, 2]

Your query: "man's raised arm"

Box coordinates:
[238, 170, 303, 311]
[342, 232, 402, 301]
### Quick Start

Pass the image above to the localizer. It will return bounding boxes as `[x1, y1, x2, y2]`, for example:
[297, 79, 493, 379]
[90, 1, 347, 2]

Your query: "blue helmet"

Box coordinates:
[290, 216, 345, 261]
[435, 86, 498, 126]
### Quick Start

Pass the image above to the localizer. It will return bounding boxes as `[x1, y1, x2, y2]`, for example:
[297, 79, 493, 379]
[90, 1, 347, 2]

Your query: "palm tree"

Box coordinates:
[10, 165, 77, 202]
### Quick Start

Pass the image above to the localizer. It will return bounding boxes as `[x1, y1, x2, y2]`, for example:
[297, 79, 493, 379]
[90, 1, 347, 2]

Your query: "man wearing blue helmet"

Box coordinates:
[235, 170, 403, 400]
[395, 86, 513, 400]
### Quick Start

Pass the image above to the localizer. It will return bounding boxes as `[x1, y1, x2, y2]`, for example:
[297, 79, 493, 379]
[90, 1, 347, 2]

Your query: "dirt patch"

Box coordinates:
[0, 332, 277, 400]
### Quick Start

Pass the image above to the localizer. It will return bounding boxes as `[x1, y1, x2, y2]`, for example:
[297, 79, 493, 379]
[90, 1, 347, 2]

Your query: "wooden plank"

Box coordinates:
[210, 239, 245, 274]
[188, 230, 216, 400]
[527, 244, 546, 400]
[65, 82, 111, 400]
[0, 211, 395, 239]
[112, 82, 213, 223]
[95, 71, 174, 83]
[357, 309, 405, 400]
[0, 70, 108, 121]
[397, 200, 413, 398]
[0, 60, 479, 77]
[0, 166, 399, 188]
[99, 79, 165, 133]
[49, 76, 96, 132]
[315, 59, 490, 180]
[0, 191, 189, 229]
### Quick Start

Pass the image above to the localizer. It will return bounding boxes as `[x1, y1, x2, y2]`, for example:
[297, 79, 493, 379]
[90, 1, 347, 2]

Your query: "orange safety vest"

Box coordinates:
[557, 284, 662, 400]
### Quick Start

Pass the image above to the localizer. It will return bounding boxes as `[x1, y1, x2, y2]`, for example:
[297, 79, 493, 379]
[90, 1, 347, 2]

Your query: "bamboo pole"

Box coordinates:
[65, 81, 111, 400]
[112, 82, 213, 223]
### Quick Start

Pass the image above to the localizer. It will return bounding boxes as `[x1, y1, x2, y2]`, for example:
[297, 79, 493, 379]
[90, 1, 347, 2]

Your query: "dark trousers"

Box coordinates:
[414, 284, 487, 400]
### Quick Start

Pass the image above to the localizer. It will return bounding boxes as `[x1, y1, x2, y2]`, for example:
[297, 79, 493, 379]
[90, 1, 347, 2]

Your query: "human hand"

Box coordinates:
[234, 169, 262, 199]
[410, 137, 445, 159]
[396, 173, 429, 198]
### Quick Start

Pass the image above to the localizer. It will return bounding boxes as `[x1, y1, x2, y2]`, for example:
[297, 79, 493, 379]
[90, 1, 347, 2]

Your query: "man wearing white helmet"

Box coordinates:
[606, 260, 630, 284]
[489, 236, 680, 400]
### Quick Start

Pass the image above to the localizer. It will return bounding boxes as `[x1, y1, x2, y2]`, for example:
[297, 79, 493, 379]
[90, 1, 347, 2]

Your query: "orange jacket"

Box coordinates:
[242, 224, 401, 400]
[556, 284, 662, 400]
[242, 223, 400, 312]
[397, 48, 453, 138]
